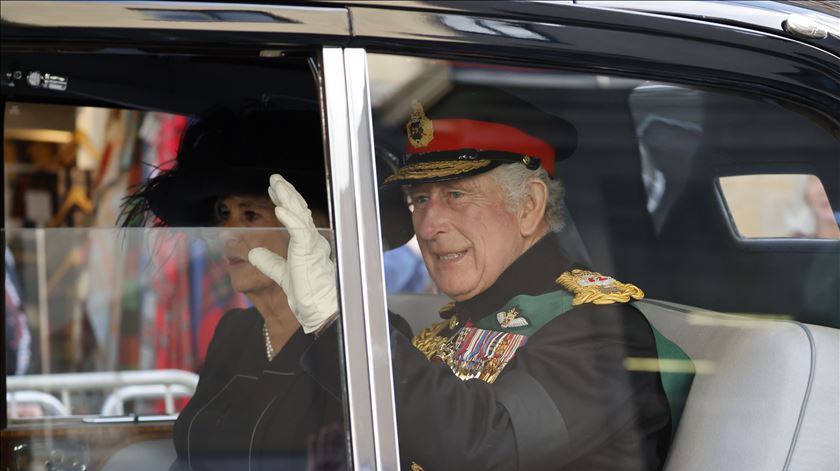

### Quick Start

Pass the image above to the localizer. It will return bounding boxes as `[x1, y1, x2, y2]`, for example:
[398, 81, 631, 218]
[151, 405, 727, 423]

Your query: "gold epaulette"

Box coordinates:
[556, 269, 644, 306]
[438, 301, 455, 316]
[411, 315, 459, 361]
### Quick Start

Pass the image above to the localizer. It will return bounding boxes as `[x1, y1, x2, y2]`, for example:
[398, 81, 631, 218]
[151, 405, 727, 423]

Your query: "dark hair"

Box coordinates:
[120, 105, 327, 227]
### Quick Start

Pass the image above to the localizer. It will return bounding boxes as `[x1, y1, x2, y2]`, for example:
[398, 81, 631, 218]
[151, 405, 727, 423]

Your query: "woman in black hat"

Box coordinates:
[121, 106, 345, 470]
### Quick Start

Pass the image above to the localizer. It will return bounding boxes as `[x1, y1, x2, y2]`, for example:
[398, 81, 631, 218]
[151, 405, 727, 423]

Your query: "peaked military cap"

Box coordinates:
[383, 86, 577, 186]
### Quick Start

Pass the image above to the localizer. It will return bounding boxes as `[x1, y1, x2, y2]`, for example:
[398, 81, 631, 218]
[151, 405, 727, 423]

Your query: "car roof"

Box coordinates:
[573, 1, 840, 51]
[315, 0, 840, 55]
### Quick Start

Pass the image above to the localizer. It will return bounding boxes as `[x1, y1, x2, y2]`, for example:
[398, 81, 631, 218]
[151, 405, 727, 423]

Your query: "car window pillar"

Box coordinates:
[322, 47, 400, 471]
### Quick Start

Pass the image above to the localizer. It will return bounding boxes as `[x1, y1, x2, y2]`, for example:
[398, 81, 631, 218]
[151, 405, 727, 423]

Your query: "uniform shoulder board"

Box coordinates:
[555, 269, 644, 306]
[438, 301, 456, 316]
[411, 315, 459, 361]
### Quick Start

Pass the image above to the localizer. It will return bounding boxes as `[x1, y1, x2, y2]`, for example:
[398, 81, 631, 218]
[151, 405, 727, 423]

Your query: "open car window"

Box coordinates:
[368, 52, 839, 469]
[370, 53, 839, 328]
[3, 52, 352, 470]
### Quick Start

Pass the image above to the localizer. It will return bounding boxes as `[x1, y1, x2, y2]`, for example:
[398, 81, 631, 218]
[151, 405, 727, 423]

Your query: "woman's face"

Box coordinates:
[216, 195, 290, 294]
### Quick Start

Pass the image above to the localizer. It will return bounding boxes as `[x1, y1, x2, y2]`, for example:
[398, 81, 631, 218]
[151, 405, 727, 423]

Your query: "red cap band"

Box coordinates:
[406, 119, 556, 177]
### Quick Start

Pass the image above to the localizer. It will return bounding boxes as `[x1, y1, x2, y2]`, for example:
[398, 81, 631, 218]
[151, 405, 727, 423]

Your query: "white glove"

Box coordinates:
[248, 174, 338, 334]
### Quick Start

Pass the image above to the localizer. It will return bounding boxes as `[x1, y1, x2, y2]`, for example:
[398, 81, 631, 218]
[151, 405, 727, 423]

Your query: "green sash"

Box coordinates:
[474, 290, 694, 435]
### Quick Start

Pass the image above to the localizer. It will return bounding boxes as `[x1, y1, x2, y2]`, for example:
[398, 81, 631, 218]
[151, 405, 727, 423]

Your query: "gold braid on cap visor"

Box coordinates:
[383, 159, 493, 184]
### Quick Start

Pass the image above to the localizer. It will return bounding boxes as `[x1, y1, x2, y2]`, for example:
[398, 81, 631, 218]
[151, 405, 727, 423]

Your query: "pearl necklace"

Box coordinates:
[262, 324, 276, 361]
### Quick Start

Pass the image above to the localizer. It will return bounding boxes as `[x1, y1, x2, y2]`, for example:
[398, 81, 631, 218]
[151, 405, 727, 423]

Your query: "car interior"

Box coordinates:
[375, 57, 839, 471]
[3, 46, 838, 470]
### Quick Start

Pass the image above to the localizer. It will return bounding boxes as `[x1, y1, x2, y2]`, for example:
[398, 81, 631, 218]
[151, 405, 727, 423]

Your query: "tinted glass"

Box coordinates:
[367, 53, 839, 470]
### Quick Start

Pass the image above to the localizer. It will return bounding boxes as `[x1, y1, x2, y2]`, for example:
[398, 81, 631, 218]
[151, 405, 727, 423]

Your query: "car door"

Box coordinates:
[346, 2, 839, 470]
[3, 1, 838, 470]
[1, 2, 399, 470]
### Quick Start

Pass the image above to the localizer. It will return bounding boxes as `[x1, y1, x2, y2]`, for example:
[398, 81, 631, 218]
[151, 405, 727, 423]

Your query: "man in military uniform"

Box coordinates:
[249, 89, 684, 470]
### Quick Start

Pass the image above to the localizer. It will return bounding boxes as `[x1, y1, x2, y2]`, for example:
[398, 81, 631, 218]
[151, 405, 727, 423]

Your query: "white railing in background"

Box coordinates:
[6, 390, 70, 416]
[100, 384, 194, 415]
[6, 369, 198, 418]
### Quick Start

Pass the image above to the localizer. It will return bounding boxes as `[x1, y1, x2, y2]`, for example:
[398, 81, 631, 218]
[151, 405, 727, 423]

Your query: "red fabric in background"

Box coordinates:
[152, 234, 194, 372]
[157, 115, 188, 171]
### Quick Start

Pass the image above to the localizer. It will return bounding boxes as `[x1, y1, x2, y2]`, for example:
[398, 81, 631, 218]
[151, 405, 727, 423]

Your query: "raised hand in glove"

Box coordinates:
[248, 174, 338, 334]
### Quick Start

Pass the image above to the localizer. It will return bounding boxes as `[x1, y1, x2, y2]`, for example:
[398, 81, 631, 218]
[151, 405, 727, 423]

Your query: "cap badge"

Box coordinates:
[497, 307, 528, 329]
[556, 269, 645, 305]
[407, 100, 434, 148]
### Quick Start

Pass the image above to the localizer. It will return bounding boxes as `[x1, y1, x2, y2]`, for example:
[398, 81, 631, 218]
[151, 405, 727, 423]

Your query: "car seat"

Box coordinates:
[636, 299, 839, 471]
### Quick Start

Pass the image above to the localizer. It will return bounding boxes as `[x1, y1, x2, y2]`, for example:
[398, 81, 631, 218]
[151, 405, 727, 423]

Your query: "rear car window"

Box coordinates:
[719, 174, 840, 239]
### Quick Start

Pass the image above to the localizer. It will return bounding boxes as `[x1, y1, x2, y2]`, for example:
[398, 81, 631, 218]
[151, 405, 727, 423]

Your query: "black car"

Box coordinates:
[2, 1, 838, 470]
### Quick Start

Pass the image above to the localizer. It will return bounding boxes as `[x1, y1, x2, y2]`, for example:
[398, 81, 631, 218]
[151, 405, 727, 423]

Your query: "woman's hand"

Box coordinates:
[248, 174, 338, 334]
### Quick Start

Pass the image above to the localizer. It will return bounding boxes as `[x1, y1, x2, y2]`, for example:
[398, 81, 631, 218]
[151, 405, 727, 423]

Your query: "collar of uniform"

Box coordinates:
[449, 232, 574, 324]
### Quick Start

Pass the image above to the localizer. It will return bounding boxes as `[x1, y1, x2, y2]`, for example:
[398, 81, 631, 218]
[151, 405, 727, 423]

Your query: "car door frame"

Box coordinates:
[321, 47, 401, 470]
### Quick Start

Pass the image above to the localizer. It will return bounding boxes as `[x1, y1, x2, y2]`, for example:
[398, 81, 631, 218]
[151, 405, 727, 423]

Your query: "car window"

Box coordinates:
[718, 174, 839, 239]
[3, 53, 352, 470]
[367, 52, 838, 468]
[369, 53, 839, 328]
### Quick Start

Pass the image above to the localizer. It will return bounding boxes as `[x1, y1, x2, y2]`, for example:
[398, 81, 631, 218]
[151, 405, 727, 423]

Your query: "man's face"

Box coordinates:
[408, 172, 528, 301]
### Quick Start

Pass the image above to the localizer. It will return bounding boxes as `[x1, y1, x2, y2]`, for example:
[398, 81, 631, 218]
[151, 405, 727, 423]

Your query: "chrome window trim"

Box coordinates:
[1, 1, 349, 36]
[323, 47, 401, 470]
[322, 47, 376, 470]
[325, 47, 404, 471]
[343, 48, 401, 470]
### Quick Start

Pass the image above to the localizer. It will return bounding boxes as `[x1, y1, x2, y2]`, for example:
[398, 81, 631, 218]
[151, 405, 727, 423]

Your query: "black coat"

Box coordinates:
[172, 308, 345, 471]
[305, 233, 672, 471]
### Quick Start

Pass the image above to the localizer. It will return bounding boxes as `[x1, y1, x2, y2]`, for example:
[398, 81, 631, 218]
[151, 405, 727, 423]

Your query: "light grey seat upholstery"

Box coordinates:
[636, 299, 839, 471]
[388, 293, 452, 335]
[388, 294, 840, 470]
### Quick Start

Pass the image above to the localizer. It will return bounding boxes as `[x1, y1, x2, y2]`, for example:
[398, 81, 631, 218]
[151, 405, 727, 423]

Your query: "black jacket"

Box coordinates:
[306, 233, 672, 471]
[172, 308, 345, 471]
